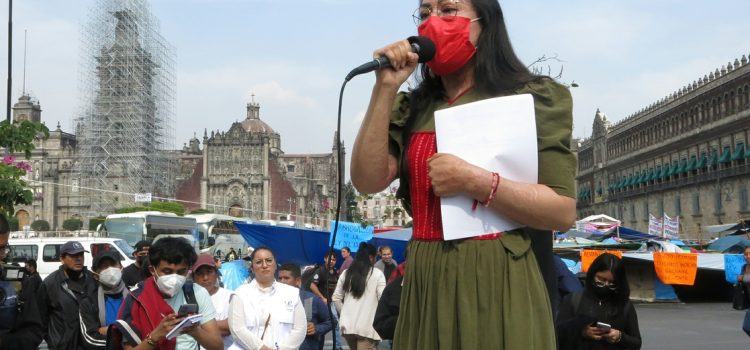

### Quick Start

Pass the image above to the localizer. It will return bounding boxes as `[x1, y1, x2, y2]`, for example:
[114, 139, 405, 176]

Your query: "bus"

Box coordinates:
[98, 211, 198, 250]
[185, 213, 252, 259]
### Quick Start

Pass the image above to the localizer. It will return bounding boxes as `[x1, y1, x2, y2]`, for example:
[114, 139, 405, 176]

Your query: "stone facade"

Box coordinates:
[9, 95, 82, 230]
[576, 54, 750, 239]
[356, 190, 412, 228]
[175, 100, 344, 227]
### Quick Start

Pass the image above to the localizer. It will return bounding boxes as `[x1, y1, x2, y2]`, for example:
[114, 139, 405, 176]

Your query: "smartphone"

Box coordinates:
[177, 304, 198, 317]
[596, 322, 611, 332]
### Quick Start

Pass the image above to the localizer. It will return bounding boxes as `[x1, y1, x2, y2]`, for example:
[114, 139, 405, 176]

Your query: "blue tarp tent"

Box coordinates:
[235, 222, 411, 266]
[616, 226, 662, 241]
[707, 236, 750, 253]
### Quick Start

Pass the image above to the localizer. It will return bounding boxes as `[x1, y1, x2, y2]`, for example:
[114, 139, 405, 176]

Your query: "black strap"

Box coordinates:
[183, 282, 198, 312]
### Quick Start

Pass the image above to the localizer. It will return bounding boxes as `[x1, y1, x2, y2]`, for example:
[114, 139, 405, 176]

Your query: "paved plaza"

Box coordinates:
[321, 302, 749, 350]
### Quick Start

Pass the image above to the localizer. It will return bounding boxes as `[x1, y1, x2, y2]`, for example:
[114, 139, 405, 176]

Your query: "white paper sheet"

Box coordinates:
[434, 94, 538, 240]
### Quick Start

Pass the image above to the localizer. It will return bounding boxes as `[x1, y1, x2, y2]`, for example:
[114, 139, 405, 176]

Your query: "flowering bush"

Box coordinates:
[0, 119, 49, 216]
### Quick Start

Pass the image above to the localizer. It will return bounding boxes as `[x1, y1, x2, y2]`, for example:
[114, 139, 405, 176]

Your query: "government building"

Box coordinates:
[575, 54, 750, 239]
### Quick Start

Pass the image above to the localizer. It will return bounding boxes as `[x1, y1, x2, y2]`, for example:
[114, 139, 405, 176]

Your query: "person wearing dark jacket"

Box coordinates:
[556, 253, 641, 350]
[279, 263, 333, 350]
[37, 241, 106, 349]
[372, 275, 402, 341]
[0, 215, 44, 350]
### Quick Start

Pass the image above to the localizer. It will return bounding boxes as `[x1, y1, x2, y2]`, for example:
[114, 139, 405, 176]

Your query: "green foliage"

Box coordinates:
[7, 216, 18, 231]
[89, 216, 106, 231]
[30, 219, 50, 231]
[115, 206, 152, 214]
[189, 208, 213, 214]
[62, 218, 83, 231]
[150, 201, 185, 215]
[116, 201, 186, 216]
[0, 120, 49, 216]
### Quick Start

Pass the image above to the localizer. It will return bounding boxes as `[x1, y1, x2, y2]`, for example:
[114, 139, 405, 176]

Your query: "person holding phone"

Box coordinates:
[556, 253, 642, 349]
[111, 237, 223, 350]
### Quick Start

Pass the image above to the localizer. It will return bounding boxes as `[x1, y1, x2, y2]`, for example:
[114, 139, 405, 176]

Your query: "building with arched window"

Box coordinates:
[575, 54, 750, 239]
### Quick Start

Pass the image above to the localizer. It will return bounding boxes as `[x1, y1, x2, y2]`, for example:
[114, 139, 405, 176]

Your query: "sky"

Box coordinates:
[1, 0, 750, 162]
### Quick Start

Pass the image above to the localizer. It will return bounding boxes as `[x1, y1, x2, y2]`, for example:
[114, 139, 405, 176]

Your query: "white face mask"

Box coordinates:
[98, 267, 122, 288]
[155, 271, 187, 297]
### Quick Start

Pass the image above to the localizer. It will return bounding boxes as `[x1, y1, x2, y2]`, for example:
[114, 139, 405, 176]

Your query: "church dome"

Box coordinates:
[241, 100, 277, 135]
[240, 118, 276, 134]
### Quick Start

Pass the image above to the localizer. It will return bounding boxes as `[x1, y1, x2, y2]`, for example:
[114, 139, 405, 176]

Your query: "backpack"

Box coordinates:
[106, 282, 198, 350]
[301, 265, 322, 292]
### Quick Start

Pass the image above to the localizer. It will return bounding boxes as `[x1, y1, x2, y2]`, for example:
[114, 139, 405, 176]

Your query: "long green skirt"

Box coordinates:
[392, 231, 556, 349]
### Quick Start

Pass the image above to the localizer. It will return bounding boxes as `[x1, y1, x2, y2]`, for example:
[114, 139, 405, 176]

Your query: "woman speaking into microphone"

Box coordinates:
[350, 0, 576, 349]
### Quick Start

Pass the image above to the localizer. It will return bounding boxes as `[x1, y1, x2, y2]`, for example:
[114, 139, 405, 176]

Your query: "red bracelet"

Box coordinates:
[472, 172, 500, 211]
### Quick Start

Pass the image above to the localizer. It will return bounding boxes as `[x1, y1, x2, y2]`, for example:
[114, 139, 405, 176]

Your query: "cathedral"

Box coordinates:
[174, 99, 344, 227]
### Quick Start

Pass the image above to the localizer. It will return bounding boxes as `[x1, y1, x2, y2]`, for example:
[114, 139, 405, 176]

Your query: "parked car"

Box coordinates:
[7, 237, 136, 279]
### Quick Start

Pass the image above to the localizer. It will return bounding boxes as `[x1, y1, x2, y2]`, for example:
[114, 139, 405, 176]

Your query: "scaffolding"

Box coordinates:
[73, 0, 175, 216]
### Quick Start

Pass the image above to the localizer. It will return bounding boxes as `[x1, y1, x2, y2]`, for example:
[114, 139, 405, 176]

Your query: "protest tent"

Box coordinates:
[706, 236, 750, 253]
[234, 221, 410, 267]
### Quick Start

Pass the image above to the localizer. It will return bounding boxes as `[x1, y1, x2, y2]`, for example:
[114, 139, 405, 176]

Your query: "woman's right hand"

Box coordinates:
[739, 274, 744, 282]
[148, 313, 184, 342]
[372, 39, 420, 88]
[581, 324, 606, 341]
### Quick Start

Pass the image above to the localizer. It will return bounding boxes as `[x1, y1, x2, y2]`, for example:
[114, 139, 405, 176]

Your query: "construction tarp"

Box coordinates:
[234, 222, 410, 267]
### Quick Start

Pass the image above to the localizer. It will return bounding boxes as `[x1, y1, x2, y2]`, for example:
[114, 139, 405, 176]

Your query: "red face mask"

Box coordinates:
[418, 15, 478, 76]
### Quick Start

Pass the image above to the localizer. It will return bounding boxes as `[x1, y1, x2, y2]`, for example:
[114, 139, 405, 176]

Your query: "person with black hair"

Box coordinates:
[556, 253, 642, 350]
[228, 247, 306, 350]
[23, 257, 42, 295]
[350, 0, 576, 348]
[112, 237, 223, 350]
[0, 213, 44, 350]
[278, 263, 332, 350]
[122, 240, 151, 289]
[332, 242, 386, 350]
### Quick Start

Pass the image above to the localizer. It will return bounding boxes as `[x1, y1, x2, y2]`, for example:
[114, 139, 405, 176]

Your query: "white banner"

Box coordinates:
[663, 213, 679, 239]
[648, 214, 663, 236]
[134, 193, 152, 203]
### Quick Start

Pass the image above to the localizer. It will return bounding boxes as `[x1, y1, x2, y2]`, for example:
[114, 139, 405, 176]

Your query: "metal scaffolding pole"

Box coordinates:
[73, 0, 175, 217]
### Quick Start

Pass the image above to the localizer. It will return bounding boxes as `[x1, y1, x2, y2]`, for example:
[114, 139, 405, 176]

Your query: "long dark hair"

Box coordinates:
[585, 253, 630, 306]
[412, 0, 543, 110]
[342, 242, 377, 299]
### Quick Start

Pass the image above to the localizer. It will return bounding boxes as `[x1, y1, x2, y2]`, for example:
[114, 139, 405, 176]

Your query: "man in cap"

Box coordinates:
[192, 253, 233, 349]
[87, 251, 128, 336]
[38, 240, 105, 349]
[0, 213, 44, 350]
[122, 240, 150, 288]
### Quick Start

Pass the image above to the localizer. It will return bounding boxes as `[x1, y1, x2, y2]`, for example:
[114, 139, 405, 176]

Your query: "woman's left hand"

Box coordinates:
[603, 328, 622, 343]
[428, 153, 485, 197]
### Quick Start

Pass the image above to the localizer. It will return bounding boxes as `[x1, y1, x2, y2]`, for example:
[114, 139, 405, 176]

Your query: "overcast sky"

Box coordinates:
[2, 0, 749, 162]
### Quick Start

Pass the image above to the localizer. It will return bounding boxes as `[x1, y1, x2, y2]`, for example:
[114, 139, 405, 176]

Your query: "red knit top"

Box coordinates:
[407, 131, 501, 241]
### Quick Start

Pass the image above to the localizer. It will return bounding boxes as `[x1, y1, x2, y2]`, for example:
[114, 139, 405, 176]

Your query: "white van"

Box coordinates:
[7, 237, 136, 280]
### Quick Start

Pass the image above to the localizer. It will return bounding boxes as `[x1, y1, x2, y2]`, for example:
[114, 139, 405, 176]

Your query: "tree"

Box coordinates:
[189, 208, 212, 214]
[89, 216, 106, 231]
[149, 201, 185, 216]
[0, 120, 50, 216]
[63, 218, 83, 231]
[30, 219, 50, 231]
[7, 216, 19, 231]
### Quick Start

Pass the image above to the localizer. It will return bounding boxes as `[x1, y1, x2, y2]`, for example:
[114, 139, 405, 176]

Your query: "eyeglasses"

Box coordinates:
[253, 258, 275, 267]
[594, 277, 617, 290]
[412, 0, 463, 26]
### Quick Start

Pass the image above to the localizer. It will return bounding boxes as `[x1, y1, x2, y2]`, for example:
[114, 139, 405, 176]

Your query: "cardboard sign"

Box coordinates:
[724, 254, 746, 285]
[653, 252, 697, 286]
[329, 221, 373, 253]
[580, 250, 623, 273]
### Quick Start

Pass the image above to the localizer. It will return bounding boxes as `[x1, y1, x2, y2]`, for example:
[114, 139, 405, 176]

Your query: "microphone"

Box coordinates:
[344, 36, 436, 82]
